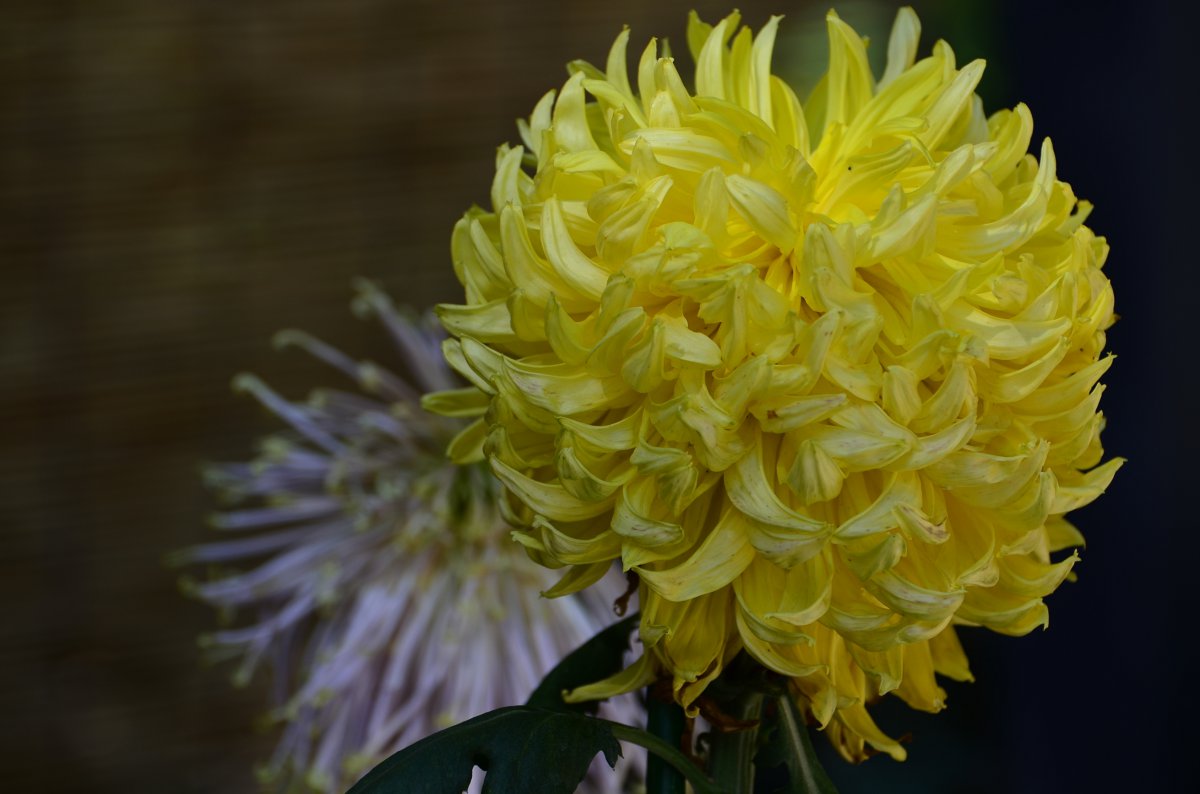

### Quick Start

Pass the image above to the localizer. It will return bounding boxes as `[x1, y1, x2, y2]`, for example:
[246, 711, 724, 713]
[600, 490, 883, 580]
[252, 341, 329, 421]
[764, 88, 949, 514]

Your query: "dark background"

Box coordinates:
[2, 0, 1194, 791]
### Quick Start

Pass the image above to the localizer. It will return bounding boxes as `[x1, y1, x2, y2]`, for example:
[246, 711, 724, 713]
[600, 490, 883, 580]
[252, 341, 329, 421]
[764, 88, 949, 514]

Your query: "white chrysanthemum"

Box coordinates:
[176, 281, 641, 792]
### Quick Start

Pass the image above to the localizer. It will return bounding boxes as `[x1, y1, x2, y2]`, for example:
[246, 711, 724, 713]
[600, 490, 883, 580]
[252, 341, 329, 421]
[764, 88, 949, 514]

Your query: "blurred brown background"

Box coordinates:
[2, 0, 1193, 791]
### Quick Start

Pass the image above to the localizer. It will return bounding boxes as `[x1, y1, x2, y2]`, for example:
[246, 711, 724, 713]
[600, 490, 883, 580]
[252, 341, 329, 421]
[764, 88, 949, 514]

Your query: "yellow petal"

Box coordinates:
[726, 435, 829, 534]
[540, 197, 611, 300]
[638, 504, 756, 601]
[1052, 458, 1124, 513]
[878, 6, 921, 90]
[822, 10, 873, 133]
[491, 458, 614, 522]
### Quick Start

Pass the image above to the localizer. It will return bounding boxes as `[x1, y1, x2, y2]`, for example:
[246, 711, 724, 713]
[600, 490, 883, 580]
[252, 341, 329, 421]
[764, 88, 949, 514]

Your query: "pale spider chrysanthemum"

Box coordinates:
[176, 281, 641, 792]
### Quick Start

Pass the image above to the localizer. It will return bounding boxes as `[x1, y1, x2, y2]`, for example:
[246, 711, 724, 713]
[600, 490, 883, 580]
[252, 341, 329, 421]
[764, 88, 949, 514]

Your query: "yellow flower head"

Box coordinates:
[427, 7, 1121, 761]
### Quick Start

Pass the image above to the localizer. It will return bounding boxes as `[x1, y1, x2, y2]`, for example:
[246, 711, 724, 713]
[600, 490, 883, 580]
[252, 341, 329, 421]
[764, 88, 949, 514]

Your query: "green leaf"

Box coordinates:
[754, 693, 839, 794]
[526, 612, 639, 713]
[347, 706, 621, 794]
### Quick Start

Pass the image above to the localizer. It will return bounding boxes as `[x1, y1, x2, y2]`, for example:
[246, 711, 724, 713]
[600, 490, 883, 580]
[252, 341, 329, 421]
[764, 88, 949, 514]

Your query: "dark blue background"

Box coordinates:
[825, 1, 1195, 791]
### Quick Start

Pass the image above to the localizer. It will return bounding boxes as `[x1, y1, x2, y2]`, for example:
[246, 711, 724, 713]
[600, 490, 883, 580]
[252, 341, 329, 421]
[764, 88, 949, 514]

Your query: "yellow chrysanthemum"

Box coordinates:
[426, 7, 1121, 761]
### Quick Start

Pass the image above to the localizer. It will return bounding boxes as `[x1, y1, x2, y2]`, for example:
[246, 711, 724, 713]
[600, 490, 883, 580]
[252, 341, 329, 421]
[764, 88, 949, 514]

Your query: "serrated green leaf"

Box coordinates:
[527, 612, 639, 713]
[347, 707, 621, 794]
[754, 693, 839, 794]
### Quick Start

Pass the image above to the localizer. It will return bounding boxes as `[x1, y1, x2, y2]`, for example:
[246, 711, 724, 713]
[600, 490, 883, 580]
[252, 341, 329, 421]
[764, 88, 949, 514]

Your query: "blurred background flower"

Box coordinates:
[1, 1, 1193, 792]
[172, 282, 640, 792]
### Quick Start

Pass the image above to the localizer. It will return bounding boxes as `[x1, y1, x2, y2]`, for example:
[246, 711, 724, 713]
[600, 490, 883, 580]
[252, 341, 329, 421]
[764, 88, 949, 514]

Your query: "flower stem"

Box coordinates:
[605, 720, 722, 794]
[771, 692, 839, 793]
[644, 691, 687, 794]
[706, 691, 764, 793]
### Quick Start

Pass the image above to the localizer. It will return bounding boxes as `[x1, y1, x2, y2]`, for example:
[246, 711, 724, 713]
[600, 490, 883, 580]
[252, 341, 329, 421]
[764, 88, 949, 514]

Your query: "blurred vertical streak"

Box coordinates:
[1163, 0, 1198, 788]
[2, 2, 77, 786]
[1, 3, 266, 789]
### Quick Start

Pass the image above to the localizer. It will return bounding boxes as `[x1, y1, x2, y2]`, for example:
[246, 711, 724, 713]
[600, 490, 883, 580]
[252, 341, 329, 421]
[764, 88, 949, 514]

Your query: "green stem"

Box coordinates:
[773, 693, 839, 793]
[606, 720, 722, 794]
[643, 693, 687, 794]
[707, 691, 764, 793]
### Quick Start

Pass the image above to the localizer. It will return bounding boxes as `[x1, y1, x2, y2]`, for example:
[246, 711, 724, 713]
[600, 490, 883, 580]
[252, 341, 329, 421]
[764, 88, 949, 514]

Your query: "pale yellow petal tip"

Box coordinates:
[563, 653, 657, 703]
[963, 57, 988, 77]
